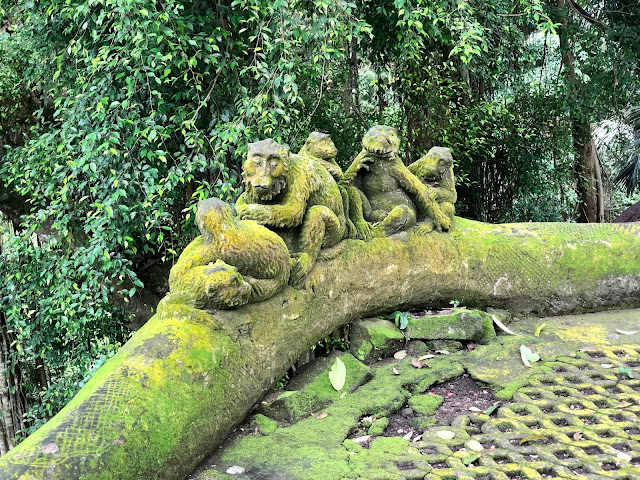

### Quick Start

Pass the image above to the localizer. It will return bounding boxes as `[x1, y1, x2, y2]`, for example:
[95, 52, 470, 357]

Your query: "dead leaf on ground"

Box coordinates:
[392, 367, 400, 375]
[418, 354, 436, 361]
[394, 350, 408, 360]
[352, 435, 371, 445]
[601, 363, 614, 368]
[579, 346, 598, 352]
[436, 430, 456, 440]
[492, 315, 516, 335]
[616, 329, 640, 335]
[411, 359, 425, 369]
[316, 412, 328, 420]
[435, 350, 450, 355]
[469, 407, 483, 412]
[402, 431, 414, 440]
[617, 452, 632, 462]
[617, 401, 633, 408]
[573, 431, 583, 441]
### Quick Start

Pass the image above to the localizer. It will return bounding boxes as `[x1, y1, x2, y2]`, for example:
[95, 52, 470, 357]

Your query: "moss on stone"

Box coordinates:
[368, 417, 389, 436]
[408, 394, 444, 415]
[406, 309, 486, 342]
[350, 318, 405, 364]
[252, 414, 279, 435]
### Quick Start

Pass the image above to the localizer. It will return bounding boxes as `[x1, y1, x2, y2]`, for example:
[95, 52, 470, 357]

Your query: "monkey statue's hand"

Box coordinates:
[239, 204, 272, 224]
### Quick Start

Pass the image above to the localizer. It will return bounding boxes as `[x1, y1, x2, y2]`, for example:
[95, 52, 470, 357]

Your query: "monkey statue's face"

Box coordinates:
[300, 132, 338, 161]
[243, 139, 290, 201]
[362, 125, 400, 159]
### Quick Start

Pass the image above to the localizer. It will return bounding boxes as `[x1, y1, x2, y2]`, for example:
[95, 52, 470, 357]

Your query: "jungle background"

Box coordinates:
[0, 0, 638, 453]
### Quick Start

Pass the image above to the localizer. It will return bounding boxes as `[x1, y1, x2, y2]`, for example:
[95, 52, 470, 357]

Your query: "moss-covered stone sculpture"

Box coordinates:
[236, 138, 347, 285]
[408, 146, 457, 226]
[297, 132, 363, 240]
[2, 219, 640, 480]
[168, 198, 290, 309]
[341, 125, 451, 237]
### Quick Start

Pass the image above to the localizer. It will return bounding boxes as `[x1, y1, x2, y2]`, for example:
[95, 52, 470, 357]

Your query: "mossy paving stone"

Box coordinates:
[192, 310, 640, 480]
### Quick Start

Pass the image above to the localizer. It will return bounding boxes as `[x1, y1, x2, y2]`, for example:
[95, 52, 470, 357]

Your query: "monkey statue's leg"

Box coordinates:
[290, 205, 342, 286]
[243, 276, 287, 303]
[440, 201, 455, 221]
[414, 202, 455, 236]
[371, 204, 417, 238]
[346, 186, 373, 241]
[339, 185, 358, 240]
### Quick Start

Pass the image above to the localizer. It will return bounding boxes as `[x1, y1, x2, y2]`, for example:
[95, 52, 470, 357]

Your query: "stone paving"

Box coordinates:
[192, 310, 640, 480]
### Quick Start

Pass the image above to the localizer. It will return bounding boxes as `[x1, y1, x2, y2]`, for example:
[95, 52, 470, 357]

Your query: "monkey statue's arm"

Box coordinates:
[393, 163, 451, 232]
[339, 150, 374, 186]
[316, 159, 343, 181]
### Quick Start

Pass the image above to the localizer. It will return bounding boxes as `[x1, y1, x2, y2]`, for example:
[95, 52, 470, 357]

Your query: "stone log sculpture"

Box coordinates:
[2, 219, 640, 479]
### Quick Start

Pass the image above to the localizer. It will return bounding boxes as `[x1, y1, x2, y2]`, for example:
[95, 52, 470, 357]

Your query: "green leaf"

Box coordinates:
[619, 366, 634, 379]
[462, 452, 481, 465]
[534, 322, 546, 337]
[520, 345, 540, 367]
[485, 405, 498, 416]
[329, 357, 346, 391]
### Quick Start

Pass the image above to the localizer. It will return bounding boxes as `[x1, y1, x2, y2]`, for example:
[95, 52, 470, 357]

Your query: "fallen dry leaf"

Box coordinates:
[418, 354, 436, 361]
[618, 401, 632, 408]
[616, 329, 640, 335]
[352, 435, 371, 445]
[435, 350, 450, 355]
[573, 431, 583, 441]
[468, 407, 483, 412]
[392, 367, 400, 375]
[411, 359, 425, 369]
[601, 363, 614, 368]
[492, 315, 516, 335]
[436, 430, 456, 440]
[617, 452, 632, 462]
[466, 439, 484, 451]
[316, 412, 328, 420]
[226, 466, 246, 475]
[402, 431, 414, 440]
[394, 350, 408, 360]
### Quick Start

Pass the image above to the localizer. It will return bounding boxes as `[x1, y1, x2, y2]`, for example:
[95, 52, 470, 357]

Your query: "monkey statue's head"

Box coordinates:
[362, 125, 400, 159]
[196, 198, 237, 243]
[202, 259, 251, 309]
[243, 139, 290, 201]
[299, 132, 338, 162]
[409, 147, 454, 182]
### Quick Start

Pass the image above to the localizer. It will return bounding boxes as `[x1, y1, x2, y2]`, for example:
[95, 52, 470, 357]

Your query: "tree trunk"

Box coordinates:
[1, 218, 640, 478]
[557, 0, 604, 223]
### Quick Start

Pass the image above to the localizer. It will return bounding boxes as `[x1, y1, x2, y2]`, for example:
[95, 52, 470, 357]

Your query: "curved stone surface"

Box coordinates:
[1, 218, 640, 479]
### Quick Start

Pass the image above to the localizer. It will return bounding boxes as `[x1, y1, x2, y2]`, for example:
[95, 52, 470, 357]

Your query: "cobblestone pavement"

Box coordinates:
[194, 310, 640, 480]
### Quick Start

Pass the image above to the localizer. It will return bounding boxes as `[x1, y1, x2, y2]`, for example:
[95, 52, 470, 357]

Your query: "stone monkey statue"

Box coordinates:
[169, 198, 290, 309]
[408, 146, 457, 229]
[340, 125, 451, 237]
[236, 139, 347, 285]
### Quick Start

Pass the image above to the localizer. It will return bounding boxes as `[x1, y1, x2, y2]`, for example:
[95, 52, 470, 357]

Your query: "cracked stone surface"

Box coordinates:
[190, 309, 640, 480]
